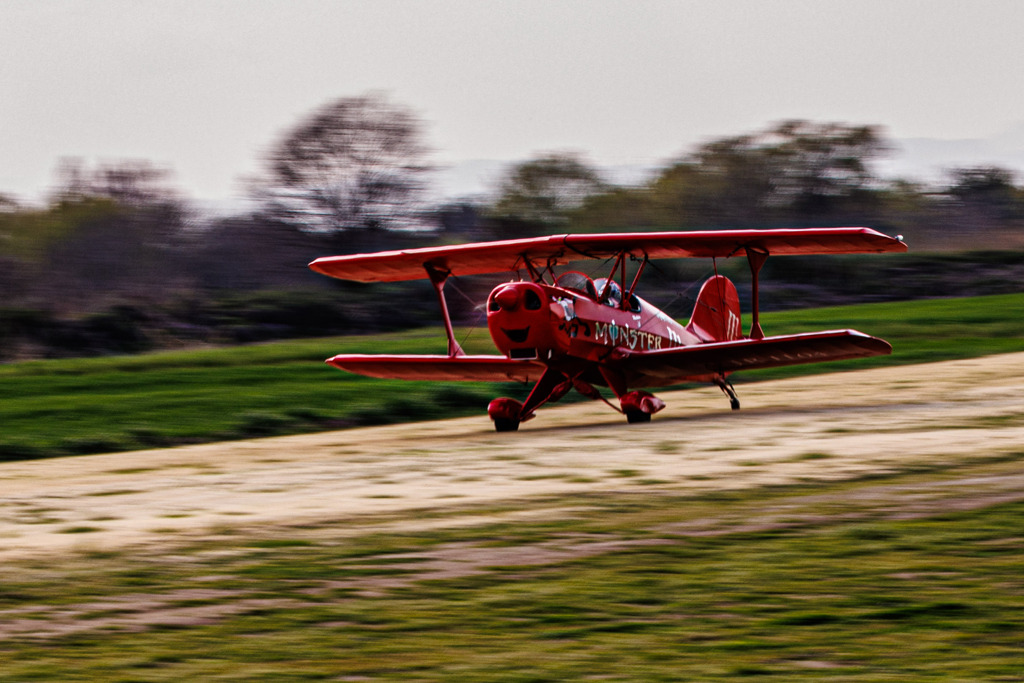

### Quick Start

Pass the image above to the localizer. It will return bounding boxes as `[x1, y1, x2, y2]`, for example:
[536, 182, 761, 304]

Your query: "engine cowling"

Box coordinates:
[486, 282, 558, 360]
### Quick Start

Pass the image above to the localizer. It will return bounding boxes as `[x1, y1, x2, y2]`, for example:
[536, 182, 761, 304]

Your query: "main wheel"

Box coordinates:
[625, 410, 651, 424]
[493, 417, 520, 432]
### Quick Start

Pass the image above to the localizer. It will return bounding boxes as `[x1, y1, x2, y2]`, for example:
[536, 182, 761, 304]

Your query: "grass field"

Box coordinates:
[2, 292, 1023, 459]
[1, 455, 1023, 680]
[2, 295, 1024, 679]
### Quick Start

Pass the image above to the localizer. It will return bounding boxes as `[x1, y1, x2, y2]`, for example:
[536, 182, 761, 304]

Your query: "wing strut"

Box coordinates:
[745, 247, 768, 340]
[626, 255, 649, 305]
[425, 265, 465, 357]
[597, 251, 649, 312]
[598, 252, 626, 303]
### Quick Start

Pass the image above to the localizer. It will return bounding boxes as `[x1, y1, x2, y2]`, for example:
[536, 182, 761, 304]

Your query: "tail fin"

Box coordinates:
[685, 275, 743, 342]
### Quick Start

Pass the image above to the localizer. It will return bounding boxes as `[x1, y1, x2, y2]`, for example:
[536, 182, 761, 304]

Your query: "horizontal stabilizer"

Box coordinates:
[326, 354, 545, 383]
[617, 329, 892, 384]
[310, 228, 907, 283]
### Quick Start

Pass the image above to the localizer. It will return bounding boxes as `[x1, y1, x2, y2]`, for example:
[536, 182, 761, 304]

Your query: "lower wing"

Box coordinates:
[616, 329, 892, 385]
[326, 354, 545, 383]
[327, 330, 889, 386]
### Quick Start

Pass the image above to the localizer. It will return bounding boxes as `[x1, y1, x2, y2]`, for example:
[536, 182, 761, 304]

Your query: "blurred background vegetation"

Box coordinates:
[2, 92, 1024, 363]
[3, 92, 1024, 458]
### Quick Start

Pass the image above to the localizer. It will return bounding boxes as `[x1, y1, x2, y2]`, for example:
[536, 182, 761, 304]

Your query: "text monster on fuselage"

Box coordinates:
[592, 320, 665, 351]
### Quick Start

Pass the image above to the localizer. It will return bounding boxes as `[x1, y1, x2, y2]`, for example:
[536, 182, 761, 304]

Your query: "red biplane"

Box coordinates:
[309, 228, 906, 431]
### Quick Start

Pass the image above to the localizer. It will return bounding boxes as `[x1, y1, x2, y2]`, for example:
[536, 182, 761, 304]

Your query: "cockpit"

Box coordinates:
[594, 278, 641, 312]
[555, 272, 641, 312]
[555, 271, 597, 298]
[593, 278, 622, 308]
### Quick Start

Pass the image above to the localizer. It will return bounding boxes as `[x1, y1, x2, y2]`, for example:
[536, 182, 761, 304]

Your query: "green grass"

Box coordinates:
[745, 291, 1024, 380]
[1, 456, 1023, 680]
[1, 292, 1023, 459]
[0, 329, 509, 459]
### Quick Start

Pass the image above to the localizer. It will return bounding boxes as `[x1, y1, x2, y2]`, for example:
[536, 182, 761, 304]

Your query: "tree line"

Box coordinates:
[2, 93, 1024, 361]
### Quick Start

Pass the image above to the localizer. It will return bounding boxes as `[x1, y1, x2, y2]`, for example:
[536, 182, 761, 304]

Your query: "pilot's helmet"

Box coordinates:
[595, 278, 622, 306]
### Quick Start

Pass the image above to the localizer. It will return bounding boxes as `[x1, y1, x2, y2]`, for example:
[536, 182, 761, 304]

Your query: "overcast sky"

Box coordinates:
[3, 0, 1024, 204]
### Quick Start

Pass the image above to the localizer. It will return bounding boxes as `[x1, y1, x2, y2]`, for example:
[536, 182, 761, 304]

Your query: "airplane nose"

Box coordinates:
[494, 287, 520, 311]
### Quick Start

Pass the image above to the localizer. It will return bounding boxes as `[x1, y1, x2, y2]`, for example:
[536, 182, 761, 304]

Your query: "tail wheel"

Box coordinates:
[716, 378, 741, 411]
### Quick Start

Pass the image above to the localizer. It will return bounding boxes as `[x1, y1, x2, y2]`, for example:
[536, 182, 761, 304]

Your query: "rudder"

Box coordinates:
[685, 275, 742, 342]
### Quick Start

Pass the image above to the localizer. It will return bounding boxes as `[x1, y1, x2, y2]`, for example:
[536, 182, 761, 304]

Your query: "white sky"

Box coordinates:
[3, 0, 1024, 203]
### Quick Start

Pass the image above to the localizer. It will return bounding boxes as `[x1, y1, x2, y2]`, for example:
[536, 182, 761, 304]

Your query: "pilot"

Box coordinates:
[596, 279, 622, 308]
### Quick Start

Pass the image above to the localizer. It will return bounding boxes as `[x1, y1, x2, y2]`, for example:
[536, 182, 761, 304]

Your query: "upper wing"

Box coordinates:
[309, 228, 907, 283]
[614, 329, 892, 386]
[326, 354, 545, 383]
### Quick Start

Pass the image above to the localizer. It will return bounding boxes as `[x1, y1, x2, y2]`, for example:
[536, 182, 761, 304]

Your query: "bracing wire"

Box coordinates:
[642, 258, 719, 322]
[444, 275, 490, 351]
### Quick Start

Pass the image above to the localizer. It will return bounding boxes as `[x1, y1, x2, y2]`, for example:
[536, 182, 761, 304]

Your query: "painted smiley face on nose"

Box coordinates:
[489, 285, 543, 314]
[487, 283, 554, 355]
[502, 327, 530, 343]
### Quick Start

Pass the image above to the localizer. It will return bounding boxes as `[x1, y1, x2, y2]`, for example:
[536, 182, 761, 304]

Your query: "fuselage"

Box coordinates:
[485, 276, 701, 365]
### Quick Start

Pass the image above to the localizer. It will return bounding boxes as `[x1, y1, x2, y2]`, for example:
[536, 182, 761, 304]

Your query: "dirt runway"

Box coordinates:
[2, 352, 1024, 560]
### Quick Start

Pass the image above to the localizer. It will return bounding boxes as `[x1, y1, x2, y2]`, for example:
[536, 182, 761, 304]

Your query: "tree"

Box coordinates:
[491, 153, 606, 228]
[945, 166, 1020, 214]
[252, 93, 433, 238]
[23, 160, 191, 309]
[52, 158, 182, 208]
[649, 151, 775, 227]
[647, 121, 890, 226]
[762, 121, 889, 214]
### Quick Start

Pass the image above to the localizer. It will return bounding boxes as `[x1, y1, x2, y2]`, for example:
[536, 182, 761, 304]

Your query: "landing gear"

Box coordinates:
[493, 417, 520, 432]
[488, 397, 526, 432]
[618, 390, 665, 425]
[716, 378, 741, 411]
[487, 368, 570, 432]
[487, 369, 675, 430]
[625, 410, 652, 424]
